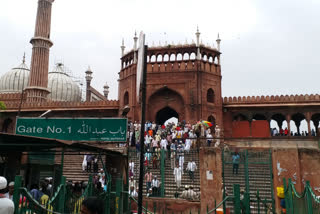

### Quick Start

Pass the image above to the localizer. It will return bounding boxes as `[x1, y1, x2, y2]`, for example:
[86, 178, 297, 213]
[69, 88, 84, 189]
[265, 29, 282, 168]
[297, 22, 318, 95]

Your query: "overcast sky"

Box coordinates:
[0, 0, 319, 100]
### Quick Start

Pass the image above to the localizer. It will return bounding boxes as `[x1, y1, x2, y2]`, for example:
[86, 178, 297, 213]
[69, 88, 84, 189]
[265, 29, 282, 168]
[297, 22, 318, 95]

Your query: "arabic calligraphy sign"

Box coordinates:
[15, 117, 127, 142]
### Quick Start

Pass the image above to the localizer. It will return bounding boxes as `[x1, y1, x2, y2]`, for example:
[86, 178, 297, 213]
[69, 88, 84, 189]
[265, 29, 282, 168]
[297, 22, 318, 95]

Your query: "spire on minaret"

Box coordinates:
[195, 26, 200, 47]
[22, 53, 26, 64]
[216, 33, 221, 51]
[133, 32, 138, 64]
[133, 31, 138, 50]
[103, 82, 110, 99]
[195, 26, 201, 60]
[25, 0, 55, 102]
[85, 66, 93, 101]
[121, 39, 125, 57]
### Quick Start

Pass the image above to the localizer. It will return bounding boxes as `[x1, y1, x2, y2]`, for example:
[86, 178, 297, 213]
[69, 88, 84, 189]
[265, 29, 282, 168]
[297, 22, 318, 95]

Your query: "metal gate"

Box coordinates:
[222, 149, 275, 213]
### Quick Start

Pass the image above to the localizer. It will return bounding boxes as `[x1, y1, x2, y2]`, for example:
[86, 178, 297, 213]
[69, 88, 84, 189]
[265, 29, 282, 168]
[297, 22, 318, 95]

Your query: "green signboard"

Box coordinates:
[16, 117, 127, 142]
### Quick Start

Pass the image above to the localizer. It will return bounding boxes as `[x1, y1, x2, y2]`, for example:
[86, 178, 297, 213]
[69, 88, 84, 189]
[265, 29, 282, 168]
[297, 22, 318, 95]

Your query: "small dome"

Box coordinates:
[0, 61, 30, 93]
[47, 63, 81, 101]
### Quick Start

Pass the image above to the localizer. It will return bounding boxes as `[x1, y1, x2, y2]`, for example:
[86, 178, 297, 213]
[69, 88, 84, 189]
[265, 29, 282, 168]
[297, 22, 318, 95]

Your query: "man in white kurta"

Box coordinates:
[177, 146, 185, 171]
[174, 166, 183, 189]
[184, 138, 192, 153]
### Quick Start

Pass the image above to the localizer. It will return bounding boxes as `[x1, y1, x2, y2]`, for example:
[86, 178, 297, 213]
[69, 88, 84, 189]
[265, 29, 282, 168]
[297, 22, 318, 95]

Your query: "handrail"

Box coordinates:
[129, 196, 154, 214]
[255, 193, 277, 214]
[48, 184, 64, 204]
[308, 186, 320, 203]
[19, 187, 61, 214]
[207, 196, 233, 214]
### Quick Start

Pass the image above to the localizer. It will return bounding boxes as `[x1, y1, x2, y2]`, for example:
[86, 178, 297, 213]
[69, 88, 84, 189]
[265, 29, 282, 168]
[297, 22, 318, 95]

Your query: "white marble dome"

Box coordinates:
[47, 63, 81, 101]
[0, 61, 30, 93]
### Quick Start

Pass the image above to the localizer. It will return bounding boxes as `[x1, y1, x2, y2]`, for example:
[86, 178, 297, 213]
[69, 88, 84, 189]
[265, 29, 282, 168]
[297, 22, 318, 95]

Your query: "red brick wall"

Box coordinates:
[251, 120, 270, 137]
[299, 150, 320, 193]
[232, 121, 250, 137]
[199, 148, 223, 213]
[272, 148, 302, 212]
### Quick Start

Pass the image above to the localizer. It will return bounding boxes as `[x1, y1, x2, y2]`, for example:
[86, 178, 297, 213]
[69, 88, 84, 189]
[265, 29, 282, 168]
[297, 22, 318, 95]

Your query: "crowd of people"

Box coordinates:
[82, 154, 108, 192]
[127, 120, 215, 200]
[128, 120, 220, 151]
[271, 127, 317, 136]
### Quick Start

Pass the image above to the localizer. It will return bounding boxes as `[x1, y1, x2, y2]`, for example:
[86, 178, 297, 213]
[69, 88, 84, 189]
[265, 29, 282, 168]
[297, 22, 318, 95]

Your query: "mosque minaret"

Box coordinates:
[25, 0, 54, 102]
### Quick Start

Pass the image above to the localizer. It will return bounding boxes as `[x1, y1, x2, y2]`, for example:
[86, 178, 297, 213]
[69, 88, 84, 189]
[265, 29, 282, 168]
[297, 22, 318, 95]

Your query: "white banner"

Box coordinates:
[136, 32, 145, 101]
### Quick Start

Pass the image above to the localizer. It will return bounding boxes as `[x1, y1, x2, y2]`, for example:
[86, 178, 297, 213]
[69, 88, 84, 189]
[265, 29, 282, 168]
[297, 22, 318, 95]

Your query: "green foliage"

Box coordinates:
[0, 101, 5, 110]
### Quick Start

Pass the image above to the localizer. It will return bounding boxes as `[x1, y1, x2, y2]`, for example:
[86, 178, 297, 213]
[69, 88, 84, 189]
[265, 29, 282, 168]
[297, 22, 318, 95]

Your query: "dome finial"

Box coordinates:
[22, 53, 26, 64]
[103, 82, 110, 99]
[195, 25, 201, 47]
[121, 38, 126, 57]
[216, 33, 221, 51]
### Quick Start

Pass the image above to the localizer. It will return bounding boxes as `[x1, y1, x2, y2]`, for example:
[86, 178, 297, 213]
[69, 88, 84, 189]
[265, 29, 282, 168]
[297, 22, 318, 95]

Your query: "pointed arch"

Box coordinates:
[123, 91, 129, 105]
[207, 88, 215, 103]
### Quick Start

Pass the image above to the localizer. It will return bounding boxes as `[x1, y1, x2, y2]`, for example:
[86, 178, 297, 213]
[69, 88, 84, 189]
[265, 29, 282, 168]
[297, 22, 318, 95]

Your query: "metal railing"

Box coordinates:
[284, 178, 320, 214]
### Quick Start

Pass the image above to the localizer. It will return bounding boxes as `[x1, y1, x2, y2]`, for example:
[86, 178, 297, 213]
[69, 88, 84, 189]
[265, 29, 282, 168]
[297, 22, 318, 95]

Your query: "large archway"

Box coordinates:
[156, 107, 179, 125]
[147, 87, 185, 124]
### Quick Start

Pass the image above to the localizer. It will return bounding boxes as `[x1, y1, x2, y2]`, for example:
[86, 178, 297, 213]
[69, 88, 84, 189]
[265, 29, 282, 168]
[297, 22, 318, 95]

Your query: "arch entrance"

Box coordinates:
[147, 87, 185, 124]
[156, 107, 179, 125]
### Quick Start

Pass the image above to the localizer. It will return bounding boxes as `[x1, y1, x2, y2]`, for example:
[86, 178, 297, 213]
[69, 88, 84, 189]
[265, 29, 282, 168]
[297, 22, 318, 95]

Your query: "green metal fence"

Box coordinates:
[284, 178, 320, 214]
[206, 183, 275, 214]
[13, 175, 94, 214]
[12, 174, 127, 214]
[222, 149, 275, 213]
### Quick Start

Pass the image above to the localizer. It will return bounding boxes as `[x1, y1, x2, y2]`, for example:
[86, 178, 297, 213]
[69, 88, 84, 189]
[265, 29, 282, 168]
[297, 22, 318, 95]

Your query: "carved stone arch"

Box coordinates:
[123, 91, 129, 105]
[176, 53, 183, 61]
[207, 88, 215, 103]
[147, 87, 185, 123]
[169, 53, 175, 61]
[252, 113, 267, 120]
[150, 55, 156, 62]
[156, 54, 163, 62]
[190, 52, 196, 60]
[202, 53, 208, 61]
[291, 112, 306, 134]
[233, 113, 248, 121]
[156, 107, 179, 125]
[163, 53, 169, 62]
[311, 113, 320, 132]
[271, 113, 286, 130]
[183, 52, 189, 60]
[214, 56, 218, 64]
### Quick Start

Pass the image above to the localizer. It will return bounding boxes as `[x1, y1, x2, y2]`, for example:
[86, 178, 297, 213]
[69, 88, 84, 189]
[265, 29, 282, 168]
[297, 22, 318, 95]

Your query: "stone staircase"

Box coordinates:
[223, 150, 273, 213]
[129, 149, 200, 199]
[56, 152, 106, 183]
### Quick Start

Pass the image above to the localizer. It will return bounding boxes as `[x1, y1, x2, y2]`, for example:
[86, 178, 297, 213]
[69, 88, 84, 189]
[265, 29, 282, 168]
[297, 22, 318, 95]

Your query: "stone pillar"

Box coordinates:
[200, 148, 222, 213]
[248, 113, 253, 137]
[25, 0, 54, 102]
[314, 120, 319, 136]
[306, 112, 311, 135]
[286, 114, 291, 136]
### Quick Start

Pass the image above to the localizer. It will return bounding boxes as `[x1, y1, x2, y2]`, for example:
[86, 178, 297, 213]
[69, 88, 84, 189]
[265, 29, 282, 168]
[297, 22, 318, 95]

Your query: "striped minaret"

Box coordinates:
[25, 0, 54, 102]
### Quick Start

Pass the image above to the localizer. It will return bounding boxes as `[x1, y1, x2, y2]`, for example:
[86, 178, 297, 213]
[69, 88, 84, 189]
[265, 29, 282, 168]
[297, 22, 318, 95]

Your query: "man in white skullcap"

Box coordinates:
[0, 176, 14, 214]
[4, 182, 14, 200]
